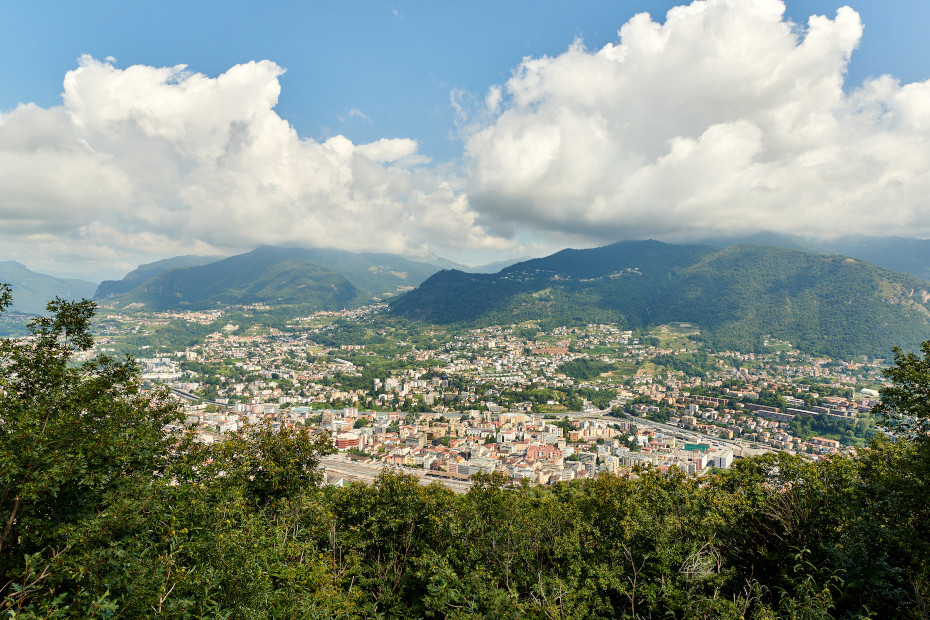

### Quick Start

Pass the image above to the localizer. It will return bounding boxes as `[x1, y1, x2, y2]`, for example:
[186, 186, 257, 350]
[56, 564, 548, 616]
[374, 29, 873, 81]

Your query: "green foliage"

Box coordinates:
[0, 285, 185, 614]
[575, 386, 614, 409]
[516, 326, 539, 341]
[789, 413, 874, 446]
[754, 388, 789, 410]
[1, 285, 341, 617]
[651, 350, 717, 377]
[557, 357, 617, 381]
[192, 422, 334, 507]
[108, 315, 221, 355]
[873, 340, 930, 434]
[391, 241, 930, 358]
[4, 284, 930, 618]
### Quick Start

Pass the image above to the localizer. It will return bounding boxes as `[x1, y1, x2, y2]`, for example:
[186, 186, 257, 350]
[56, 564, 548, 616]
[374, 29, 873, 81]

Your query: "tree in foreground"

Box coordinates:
[0, 285, 339, 616]
[873, 341, 930, 435]
[2, 282, 929, 618]
[0, 284, 185, 611]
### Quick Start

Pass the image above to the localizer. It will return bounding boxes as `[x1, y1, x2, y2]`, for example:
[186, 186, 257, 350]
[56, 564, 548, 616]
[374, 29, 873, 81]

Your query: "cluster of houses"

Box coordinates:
[114, 309, 889, 482]
[180, 402, 736, 483]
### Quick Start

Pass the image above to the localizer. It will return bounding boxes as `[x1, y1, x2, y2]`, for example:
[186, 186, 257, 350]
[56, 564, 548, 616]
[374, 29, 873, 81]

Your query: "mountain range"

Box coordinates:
[6, 237, 930, 358]
[96, 246, 448, 311]
[699, 233, 930, 282]
[94, 255, 222, 299]
[390, 240, 930, 359]
[0, 261, 97, 315]
[91, 246, 536, 311]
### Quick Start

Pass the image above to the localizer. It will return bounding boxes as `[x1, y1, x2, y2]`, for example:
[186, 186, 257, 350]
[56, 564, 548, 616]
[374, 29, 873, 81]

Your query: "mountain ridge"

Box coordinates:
[105, 246, 449, 311]
[0, 261, 97, 315]
[390, 241, 930, 359]
[698, 233, 930, 281]
[95, 255, 223, 299]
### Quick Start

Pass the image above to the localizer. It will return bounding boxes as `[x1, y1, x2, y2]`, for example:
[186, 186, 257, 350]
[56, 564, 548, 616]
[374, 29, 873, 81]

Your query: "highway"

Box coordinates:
[170, 388, 226, 408]
[541, 408, 771, 458]
[319, 454, 474, 493]
[621, 413, 774, 458]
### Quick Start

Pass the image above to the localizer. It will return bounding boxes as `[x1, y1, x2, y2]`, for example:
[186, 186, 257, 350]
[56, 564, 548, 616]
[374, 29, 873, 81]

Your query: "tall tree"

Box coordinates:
[0, 284, 183, 612]
[873, 341, 930, 435]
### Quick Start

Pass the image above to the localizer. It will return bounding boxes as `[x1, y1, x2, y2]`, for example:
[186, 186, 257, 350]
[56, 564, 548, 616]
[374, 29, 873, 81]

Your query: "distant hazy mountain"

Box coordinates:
[470, 257, 534, 274]
[819, 236, 930, 282]
[699, 233, 930, 282]
[0, 261, 97, 315]
[409, 253, 470, 272]
[109, 246, 447, 310]
[95, 255, 223, 299]
[277, 247, 443, 296]
[116, 248, 361, 311]
[391, 240, 930, 359]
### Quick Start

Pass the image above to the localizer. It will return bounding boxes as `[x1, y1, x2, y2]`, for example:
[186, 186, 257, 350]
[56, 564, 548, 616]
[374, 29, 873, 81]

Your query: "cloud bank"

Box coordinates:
[0, 56, 507, 276]
[5, 0, 930, 279]
[465, 0, 930, 243]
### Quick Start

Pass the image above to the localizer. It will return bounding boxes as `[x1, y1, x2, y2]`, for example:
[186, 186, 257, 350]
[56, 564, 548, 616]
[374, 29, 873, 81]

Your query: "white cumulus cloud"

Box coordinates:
[465, 0, 930, 243]
[0, 56, 508, 278]
[6, 0, 930, 280]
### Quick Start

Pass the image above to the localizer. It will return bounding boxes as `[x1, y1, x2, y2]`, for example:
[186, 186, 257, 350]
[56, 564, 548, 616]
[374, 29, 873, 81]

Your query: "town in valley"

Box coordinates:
[87, 301, 884, 490]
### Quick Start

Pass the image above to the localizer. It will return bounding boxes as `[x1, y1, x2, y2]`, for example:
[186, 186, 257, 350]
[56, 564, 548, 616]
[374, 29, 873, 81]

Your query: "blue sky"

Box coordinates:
[3, 1, 930, 280]
[5, 1, 928, 160]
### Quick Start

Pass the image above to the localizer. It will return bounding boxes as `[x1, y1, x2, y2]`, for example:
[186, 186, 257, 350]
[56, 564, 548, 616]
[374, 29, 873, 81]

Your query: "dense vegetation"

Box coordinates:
[391, 241, 930, 359]
[105, 246, 444, 310]
[94, 254, 220, 299]
[788, 413, 875, 447]
[3, 286, 930, 618]
[734, 232, 930, 282]
[651, 351, 718, 378]
[557, 357, 617, 381]
[119, 253, 362, 311]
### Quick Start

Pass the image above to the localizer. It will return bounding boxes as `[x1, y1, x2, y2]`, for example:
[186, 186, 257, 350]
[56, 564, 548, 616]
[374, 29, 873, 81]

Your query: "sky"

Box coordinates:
[2, 0, 930, 281]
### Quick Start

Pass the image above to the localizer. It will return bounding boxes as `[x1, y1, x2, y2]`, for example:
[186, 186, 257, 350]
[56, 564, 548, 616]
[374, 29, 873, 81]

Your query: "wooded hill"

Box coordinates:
[700, 232, 930, 282]
[0, 261, 96, 315]
[102, 246, 445, 311]
[391, 240, 930, 359]
[94, 254, 221, 299]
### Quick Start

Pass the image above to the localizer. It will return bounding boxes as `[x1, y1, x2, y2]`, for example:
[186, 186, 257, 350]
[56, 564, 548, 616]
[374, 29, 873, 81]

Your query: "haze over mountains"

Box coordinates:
[93, 246, 450, 311]
[6, 236, 930, 358]
[94, 255, 222, 299]
[0, 261, 97, 315]
[90, 247, 534, 311]
[699, 233, 930, 282]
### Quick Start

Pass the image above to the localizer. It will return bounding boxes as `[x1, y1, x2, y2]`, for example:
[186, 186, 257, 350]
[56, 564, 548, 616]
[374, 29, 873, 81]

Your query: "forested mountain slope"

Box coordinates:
[94, 255, 222, 299]
[392, 241, 930, 358]
[99, 246, 445, 310]
[117, 249, 362, 311]
[0, 260, 96, 314]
